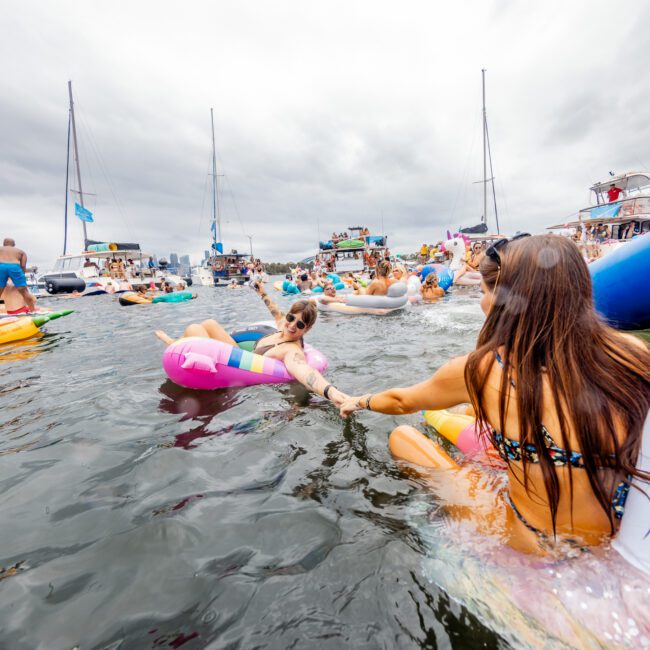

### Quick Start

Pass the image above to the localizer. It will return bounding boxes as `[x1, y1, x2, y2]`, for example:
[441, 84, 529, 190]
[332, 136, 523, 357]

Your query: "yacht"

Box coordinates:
[191, 262, 215, 287]
[547, 171, 650, 257]
[316, 226, 389, 274]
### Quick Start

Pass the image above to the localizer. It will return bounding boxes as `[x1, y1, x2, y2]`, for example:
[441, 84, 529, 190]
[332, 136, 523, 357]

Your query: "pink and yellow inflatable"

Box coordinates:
[162, 337, 328, 390]
[423, 409, 484, 455]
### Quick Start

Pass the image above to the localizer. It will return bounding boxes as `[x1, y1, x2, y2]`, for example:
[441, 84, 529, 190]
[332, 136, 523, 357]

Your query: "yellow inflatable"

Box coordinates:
[389, 425, 459, 469]
[119, 292, 153, 306]
[0, 310, 73, 345]
[423, 409, 483, 454]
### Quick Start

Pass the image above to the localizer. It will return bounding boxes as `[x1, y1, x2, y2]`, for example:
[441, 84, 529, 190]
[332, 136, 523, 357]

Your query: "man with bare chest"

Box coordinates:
[0, 238, 36, 312]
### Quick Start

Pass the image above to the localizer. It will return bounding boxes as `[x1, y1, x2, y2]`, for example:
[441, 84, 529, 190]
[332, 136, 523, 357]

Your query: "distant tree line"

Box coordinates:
[264, 261, 314, 275]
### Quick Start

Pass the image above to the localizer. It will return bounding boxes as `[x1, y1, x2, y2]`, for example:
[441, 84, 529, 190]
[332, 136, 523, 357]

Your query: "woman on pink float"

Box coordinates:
[156, 281, 347, 404]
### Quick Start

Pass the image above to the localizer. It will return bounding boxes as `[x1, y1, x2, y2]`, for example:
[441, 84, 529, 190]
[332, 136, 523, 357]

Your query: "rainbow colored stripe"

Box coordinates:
[226, 346, 287, 378]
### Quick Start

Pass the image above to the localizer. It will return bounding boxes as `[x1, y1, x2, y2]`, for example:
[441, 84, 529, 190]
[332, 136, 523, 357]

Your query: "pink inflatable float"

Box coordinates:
[162, 336, 328, 390]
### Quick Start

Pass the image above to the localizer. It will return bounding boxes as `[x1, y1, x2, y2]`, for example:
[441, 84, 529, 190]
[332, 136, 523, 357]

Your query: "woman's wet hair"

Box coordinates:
[376, 260, 391, 277]
[468, 234, 650, 535]
[288, 300, 317, 330]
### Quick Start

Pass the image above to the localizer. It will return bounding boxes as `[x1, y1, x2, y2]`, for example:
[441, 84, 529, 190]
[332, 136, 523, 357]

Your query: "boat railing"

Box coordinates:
[579, 196, 650, 220]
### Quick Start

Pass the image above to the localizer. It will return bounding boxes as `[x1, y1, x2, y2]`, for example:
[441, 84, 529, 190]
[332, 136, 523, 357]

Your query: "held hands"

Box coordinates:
[339, 394, 367, 418]
[328, 387, 349, 409]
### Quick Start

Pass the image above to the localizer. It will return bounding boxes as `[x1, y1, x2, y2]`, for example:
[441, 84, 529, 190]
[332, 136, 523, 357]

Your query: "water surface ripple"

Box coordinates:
[0, 285, 509, 648]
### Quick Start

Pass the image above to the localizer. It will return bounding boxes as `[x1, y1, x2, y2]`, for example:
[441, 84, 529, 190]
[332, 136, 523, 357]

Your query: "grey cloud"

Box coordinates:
[2, 0, 650, 269]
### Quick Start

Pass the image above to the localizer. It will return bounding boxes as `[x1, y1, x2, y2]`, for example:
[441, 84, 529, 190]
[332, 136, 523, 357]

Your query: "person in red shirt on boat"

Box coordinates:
[607, 184, 624, 202]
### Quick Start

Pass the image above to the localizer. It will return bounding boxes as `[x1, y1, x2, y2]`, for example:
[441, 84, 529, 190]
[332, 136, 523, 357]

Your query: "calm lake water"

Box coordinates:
[0, 282, 647, 649]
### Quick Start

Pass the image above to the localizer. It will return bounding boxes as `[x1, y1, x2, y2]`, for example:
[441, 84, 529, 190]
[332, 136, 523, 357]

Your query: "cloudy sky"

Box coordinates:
[2, 0, 649, 268]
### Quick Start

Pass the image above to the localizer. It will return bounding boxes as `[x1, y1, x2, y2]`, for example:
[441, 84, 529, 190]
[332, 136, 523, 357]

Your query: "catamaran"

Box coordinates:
[40, 82, 182, 295]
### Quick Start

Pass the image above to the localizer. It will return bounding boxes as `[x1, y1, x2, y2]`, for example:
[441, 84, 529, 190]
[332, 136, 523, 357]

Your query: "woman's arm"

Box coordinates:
[284, 349, 348, 407]
[340, 354, 471, 417]
[253, 282, 285, 325]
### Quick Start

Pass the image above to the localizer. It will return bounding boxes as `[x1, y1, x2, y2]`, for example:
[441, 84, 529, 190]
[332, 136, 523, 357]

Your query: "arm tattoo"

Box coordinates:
[292, 352, 307, 365]
[261, 294, 284, 319]
[305, 371, 317, 389]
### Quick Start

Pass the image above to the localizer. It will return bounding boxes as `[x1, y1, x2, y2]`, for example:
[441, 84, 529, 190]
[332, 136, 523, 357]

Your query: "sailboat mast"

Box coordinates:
[68, 81, 88, 246]
[482, 68, 487, 226]
[63, 109, 71, 255]
[210, 108, 221, 247]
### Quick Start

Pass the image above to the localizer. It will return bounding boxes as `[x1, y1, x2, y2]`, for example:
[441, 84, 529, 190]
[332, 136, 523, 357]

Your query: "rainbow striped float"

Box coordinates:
[162, 335, 328, 390]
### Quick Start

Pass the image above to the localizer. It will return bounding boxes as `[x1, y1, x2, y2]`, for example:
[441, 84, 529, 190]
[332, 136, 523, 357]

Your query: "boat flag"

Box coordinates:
[75, 203, 94, 222]
[212, 242, 224, 253]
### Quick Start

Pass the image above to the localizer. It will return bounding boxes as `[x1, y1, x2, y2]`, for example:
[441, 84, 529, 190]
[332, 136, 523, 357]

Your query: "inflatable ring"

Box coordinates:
[423, 409, 484, 455]
[212, 262, 223, 271]
[162, 327, 328, 390]
[317, 282, 408, 315]
[119, 292, 153, 306]
[282, 280, 300, 294]
[419, 264, 453, 292]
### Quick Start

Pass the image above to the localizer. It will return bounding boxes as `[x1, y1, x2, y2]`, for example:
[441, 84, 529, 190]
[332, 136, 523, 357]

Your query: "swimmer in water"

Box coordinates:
[340, 234, 650, 554]
[155, 281, 349, 407]
[296, 273, 313, 292]
[316, 281, 346, 305]
[390, 265, 406, 284]
[421, 273, 445, 302]
[356, 260, 391, 296]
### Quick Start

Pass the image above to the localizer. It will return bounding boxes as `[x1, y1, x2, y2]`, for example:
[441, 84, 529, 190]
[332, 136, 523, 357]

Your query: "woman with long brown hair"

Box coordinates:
[340, 234, 650, 552]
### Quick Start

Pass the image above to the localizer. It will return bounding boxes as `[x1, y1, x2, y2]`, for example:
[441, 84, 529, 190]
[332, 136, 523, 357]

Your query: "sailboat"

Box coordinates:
[40, 82, 183, 295]
[201, 108, 250, 287]
[459, 69, 500, 237]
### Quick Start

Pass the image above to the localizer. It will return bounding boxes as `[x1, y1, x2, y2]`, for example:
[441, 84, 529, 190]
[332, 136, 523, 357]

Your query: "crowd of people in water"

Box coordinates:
[2, 229, 650, 565]
[155, 232, 650, 563]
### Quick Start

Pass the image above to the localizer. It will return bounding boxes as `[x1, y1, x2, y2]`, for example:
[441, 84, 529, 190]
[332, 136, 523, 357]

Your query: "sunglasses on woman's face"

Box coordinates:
[485, 233, 531, 267]
[286, 313, 306, 329]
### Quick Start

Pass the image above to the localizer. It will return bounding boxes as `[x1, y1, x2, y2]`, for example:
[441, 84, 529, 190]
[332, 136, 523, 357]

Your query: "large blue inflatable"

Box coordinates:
[590, 235, 650, 330]
[282, 280, 300, 294]
[419, 264, 454, 292]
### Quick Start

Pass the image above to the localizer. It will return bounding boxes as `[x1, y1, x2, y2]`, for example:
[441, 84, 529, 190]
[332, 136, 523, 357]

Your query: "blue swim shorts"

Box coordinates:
[0, 263, 27, 288]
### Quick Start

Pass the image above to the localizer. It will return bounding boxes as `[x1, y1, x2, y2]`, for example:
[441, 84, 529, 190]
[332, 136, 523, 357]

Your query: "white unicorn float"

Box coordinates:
[442, 238, 482, 287]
